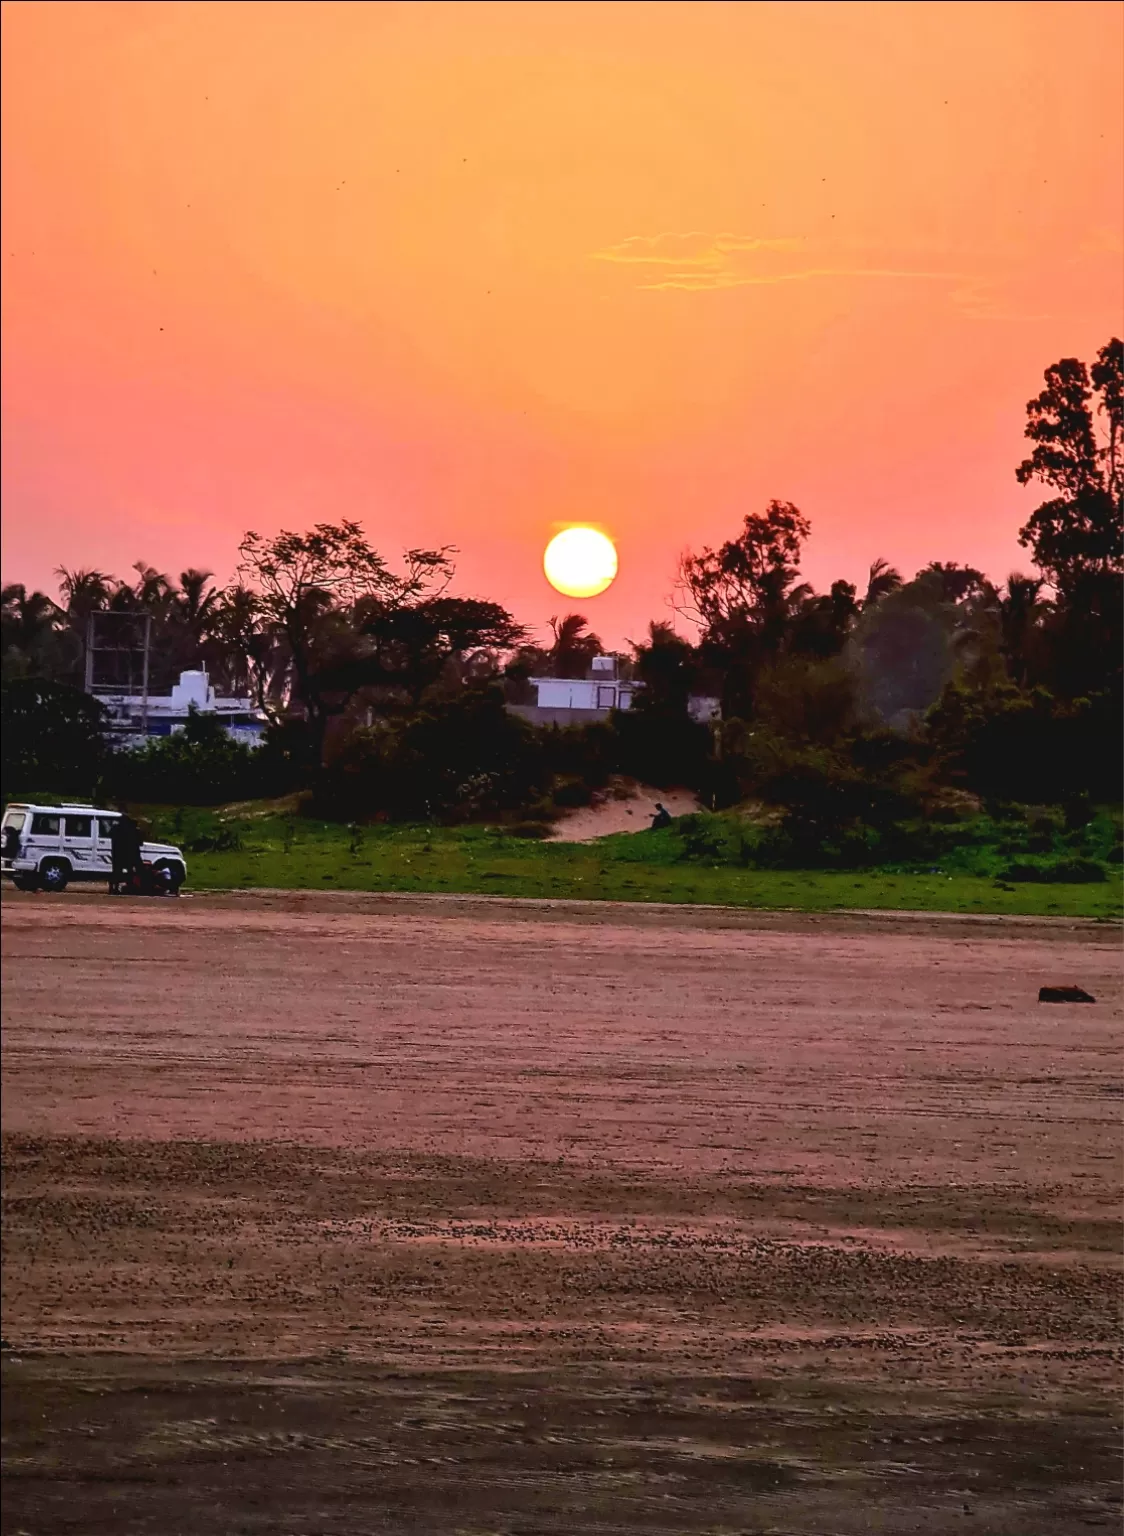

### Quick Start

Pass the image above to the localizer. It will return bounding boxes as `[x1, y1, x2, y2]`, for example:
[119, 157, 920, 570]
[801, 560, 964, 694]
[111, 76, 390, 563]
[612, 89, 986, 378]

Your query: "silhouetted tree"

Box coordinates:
[203, 584, 289, 714]
[914, 562, 996, 607]
[678, 501, 810, 637]
[788, 580, 859, 659]
[629, 622, 698, 715]
[862, 558, 902, 608]
[1016, 338, 1123, 590]
[1, 585, 69, 680]
[998, 574, 1047, 688]
[236, 522, 455, 760]
[1015, 338, 1123, 695]
[677, 501, 812, 716]
[351, 595, 526, 705]
[547, 613, 603, 678]
[1, 678, 108, 794]
[56, 567, 113, 629]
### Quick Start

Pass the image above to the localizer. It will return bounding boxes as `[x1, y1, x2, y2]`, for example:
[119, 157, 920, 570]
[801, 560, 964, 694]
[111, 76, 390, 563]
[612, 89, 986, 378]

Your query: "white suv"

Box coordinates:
[0, 803, 188, 894]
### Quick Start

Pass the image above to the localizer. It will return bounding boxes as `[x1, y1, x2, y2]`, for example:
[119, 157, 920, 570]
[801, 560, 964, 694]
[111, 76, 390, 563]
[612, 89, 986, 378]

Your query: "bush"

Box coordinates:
[612, 705, 712, 790]
[1001, 858, 1107, 884]
[552, 776, 594, 809]
[183, 825, 244, 854]
[509, 820, 552, 840]
[675, 812, 755, 866]
[1050, 859, 1108, 883]
[710, 726, 924, 865]
[927, 683, 1123, 803]
[2, 678, 109, 796]
[540, 722, 617, 791]
[752, 656, 857, 745]
[316, 684, 551, 822]
[104, 708, 264, 806]
[256, 717, 320, 786]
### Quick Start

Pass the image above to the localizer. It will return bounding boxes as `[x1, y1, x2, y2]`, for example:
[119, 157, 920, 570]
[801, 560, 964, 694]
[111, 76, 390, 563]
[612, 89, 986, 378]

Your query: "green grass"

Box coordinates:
[140, 807, 1123, 919]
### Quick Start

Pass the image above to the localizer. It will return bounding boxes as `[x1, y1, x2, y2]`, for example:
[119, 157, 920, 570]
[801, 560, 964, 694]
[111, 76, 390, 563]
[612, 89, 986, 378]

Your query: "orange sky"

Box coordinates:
[2, 0, 1122, 645]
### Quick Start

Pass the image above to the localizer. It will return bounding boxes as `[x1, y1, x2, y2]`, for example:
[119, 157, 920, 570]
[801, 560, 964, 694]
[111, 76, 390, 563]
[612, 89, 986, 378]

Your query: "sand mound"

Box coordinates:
[548, 781, 701, 842]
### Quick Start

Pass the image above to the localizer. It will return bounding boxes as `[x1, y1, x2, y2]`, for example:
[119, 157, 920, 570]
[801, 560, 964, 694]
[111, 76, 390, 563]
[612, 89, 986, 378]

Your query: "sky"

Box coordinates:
[2, 0, 1122, 647]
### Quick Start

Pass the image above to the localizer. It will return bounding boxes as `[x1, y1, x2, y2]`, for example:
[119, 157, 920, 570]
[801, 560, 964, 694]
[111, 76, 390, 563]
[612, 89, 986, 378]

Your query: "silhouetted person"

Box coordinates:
[127, 817, 146, 888]
[650, 802, 672, 830]
[109, 811, 142, 894]
[108, 814, 129, 893]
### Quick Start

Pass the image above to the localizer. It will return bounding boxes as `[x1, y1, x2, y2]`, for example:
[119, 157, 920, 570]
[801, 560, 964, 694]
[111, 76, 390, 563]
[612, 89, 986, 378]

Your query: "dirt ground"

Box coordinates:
[2, 889, 1121, 1534]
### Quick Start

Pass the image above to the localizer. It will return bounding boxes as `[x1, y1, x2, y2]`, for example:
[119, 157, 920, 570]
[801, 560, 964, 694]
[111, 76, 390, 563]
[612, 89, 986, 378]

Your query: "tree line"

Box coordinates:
[3, 338, 1121, 831]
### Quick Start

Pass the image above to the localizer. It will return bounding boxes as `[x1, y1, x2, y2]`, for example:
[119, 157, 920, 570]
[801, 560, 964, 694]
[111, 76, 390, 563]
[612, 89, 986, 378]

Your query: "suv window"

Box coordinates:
[97, 818, 118, 840]
[2, 811, 27, 834]
[64, 816, 93, 838]
[31, 814, 61, 836]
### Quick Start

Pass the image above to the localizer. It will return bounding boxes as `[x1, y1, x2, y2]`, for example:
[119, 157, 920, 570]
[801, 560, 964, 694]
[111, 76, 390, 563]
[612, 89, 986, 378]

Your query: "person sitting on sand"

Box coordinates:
[650, 803, 672, 830]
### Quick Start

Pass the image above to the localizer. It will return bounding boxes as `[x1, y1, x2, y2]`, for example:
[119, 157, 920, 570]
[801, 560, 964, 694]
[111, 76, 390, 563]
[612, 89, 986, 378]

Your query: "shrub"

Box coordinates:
[105, 708, 262, 806]
[509, 820, 552, 840]
[2, 678, 109, 796]
[612, 705, 712, 790]
[315, 684, 551, 822]
[1000, 858, 1107, 884]
[552, 776, 594, 809]
[1049, 859, 1108, 883]
[183, 825, 244, 854]
[927, 683, 1123, 803]
[675, 812, 754, 866]
[540, 721, 617, 791]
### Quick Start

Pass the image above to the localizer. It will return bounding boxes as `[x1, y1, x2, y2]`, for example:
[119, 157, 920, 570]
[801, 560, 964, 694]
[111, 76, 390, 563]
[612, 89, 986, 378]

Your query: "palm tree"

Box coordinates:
[164, 569, 220, 677]
[204, 584, 290, 715]
[123, 563, 175, 617]
[177, 569, 217, 630]
[788, 580, 859, 658]
[862, 558, 902, 608]
[2, 583, 61, 645]
[1, 585, 66, 678]
[756, 566, 813, 655]
[548, 613, 603, 678]
[999, 573, 1047, 687]
[56, 567, 112, 623]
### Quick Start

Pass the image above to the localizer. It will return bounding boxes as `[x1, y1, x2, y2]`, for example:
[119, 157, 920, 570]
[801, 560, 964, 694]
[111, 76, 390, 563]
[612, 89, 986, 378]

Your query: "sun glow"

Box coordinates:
[543, 527, 618, 599]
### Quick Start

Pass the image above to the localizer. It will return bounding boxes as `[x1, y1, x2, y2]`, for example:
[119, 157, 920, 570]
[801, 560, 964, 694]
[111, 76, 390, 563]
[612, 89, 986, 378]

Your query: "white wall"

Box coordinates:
[535, 678, 599, 709]
[169, 671, 214, 709]
[532, 678, 637, 711]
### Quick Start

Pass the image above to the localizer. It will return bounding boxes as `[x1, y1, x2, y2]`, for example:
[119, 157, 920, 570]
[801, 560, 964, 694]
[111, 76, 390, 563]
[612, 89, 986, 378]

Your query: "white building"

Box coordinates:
[505, 655, 633, 725]
[95, 670, 268, 749]
[509, 655, 720, 726]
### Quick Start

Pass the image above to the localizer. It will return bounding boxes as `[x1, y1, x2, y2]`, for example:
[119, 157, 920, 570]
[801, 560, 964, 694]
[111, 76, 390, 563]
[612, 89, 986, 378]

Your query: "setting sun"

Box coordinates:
[543, 527, 619, 599]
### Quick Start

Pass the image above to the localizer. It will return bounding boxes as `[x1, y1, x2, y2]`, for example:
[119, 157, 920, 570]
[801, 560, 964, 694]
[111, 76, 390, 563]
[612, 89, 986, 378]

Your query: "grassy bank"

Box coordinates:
[138, 806, 1122, 919]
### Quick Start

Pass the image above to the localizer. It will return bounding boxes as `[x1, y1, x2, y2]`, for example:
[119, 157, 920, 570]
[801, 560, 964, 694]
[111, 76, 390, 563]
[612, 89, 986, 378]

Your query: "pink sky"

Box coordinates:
[2, 0, 1122, 644]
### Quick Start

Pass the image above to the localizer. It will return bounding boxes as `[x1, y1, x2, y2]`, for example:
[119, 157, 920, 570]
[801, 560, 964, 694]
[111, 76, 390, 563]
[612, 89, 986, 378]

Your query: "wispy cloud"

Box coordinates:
[590, 229, 1119, 323]
[591, 231, 963, 293]
[594, 232, 801, 273]
[947, 277, 1051, 324]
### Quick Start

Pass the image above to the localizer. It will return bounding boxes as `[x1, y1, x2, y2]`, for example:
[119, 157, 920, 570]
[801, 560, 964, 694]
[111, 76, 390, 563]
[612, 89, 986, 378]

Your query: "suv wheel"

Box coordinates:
[38, 858, 71, 893]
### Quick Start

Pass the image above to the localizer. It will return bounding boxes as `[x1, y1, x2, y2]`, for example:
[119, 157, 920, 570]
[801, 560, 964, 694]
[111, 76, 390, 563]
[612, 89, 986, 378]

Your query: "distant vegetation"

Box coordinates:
[101, 802, 1118, 919]
[3, 338, 1121, 903]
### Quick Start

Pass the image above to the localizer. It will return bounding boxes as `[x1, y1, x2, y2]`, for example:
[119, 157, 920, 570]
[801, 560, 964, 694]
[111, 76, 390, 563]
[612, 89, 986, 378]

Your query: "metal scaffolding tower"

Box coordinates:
[84, 610, 153, 736]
